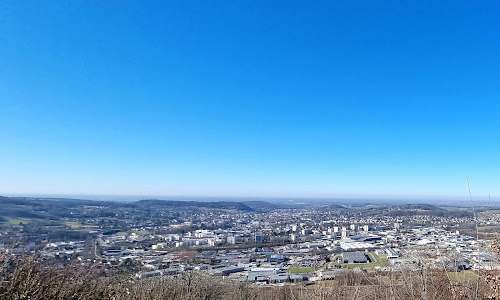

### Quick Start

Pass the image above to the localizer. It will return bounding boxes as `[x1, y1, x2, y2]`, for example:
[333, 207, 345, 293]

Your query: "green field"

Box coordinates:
[5, 217, 32, 226]
[64, 221, 98, 229]
[288, 267, 316, 274]
[64, 221, 83, 228]
[448, 270, 479, 281]
[130, 229, 150, 235]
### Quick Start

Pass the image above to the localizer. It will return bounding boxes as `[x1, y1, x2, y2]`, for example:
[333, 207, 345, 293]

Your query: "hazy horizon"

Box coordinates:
[2, 192, 497, 207]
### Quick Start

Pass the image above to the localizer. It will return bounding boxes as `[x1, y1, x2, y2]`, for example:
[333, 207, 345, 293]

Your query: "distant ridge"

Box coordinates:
[136, 199, 254, 211]
[242, 200, 294, 211]
[380, 203, 473, 217]
[316, 203, 346, 211]
[0, 196, 484, 221]
[0, 196, 287, 215]
[0, 196, 292, 224]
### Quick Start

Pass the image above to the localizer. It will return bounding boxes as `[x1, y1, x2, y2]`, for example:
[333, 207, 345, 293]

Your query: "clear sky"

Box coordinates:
[1, 1, 500, 200]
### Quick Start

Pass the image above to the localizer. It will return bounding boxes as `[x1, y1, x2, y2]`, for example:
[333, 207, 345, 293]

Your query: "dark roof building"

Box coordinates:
[342, 251, 368, 263]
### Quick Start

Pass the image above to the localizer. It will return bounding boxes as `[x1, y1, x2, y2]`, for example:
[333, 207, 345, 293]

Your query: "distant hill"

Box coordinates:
[0, 196, 282, 220]
[385, 204, 473, 217]
[0, 196, 476, 224]
[136, 199, 254, 211]
[393, 204, 438, 210]
[0, 196, 265, 227]
[316, 204, 346, 211]
[242, 201, 294, 211]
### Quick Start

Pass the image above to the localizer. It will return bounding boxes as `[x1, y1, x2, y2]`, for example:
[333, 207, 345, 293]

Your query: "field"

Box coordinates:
[447, 270, 480, 281]
[64, 221, 98, 229]
[478, 225, 500, 239]
[64, 221, 83, 228]
[288, 267, 316, 273]
[4, 217, 32, 226]
[130, 229, 151, 235]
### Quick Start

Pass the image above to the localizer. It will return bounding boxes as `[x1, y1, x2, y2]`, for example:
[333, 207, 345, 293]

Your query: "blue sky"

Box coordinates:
[1, 1, 500, 200]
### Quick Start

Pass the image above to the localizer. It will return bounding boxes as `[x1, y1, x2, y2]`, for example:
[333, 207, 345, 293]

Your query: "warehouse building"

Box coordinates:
[342, 251, 368, 264]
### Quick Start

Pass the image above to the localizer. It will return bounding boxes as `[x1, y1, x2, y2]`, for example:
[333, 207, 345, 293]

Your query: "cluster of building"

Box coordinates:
[92, 222, 498, 285]
[3, 203, 500, 285]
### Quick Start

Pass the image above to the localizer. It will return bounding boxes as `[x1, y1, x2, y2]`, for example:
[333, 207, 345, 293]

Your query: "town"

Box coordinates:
[1, 196, 499, 286]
